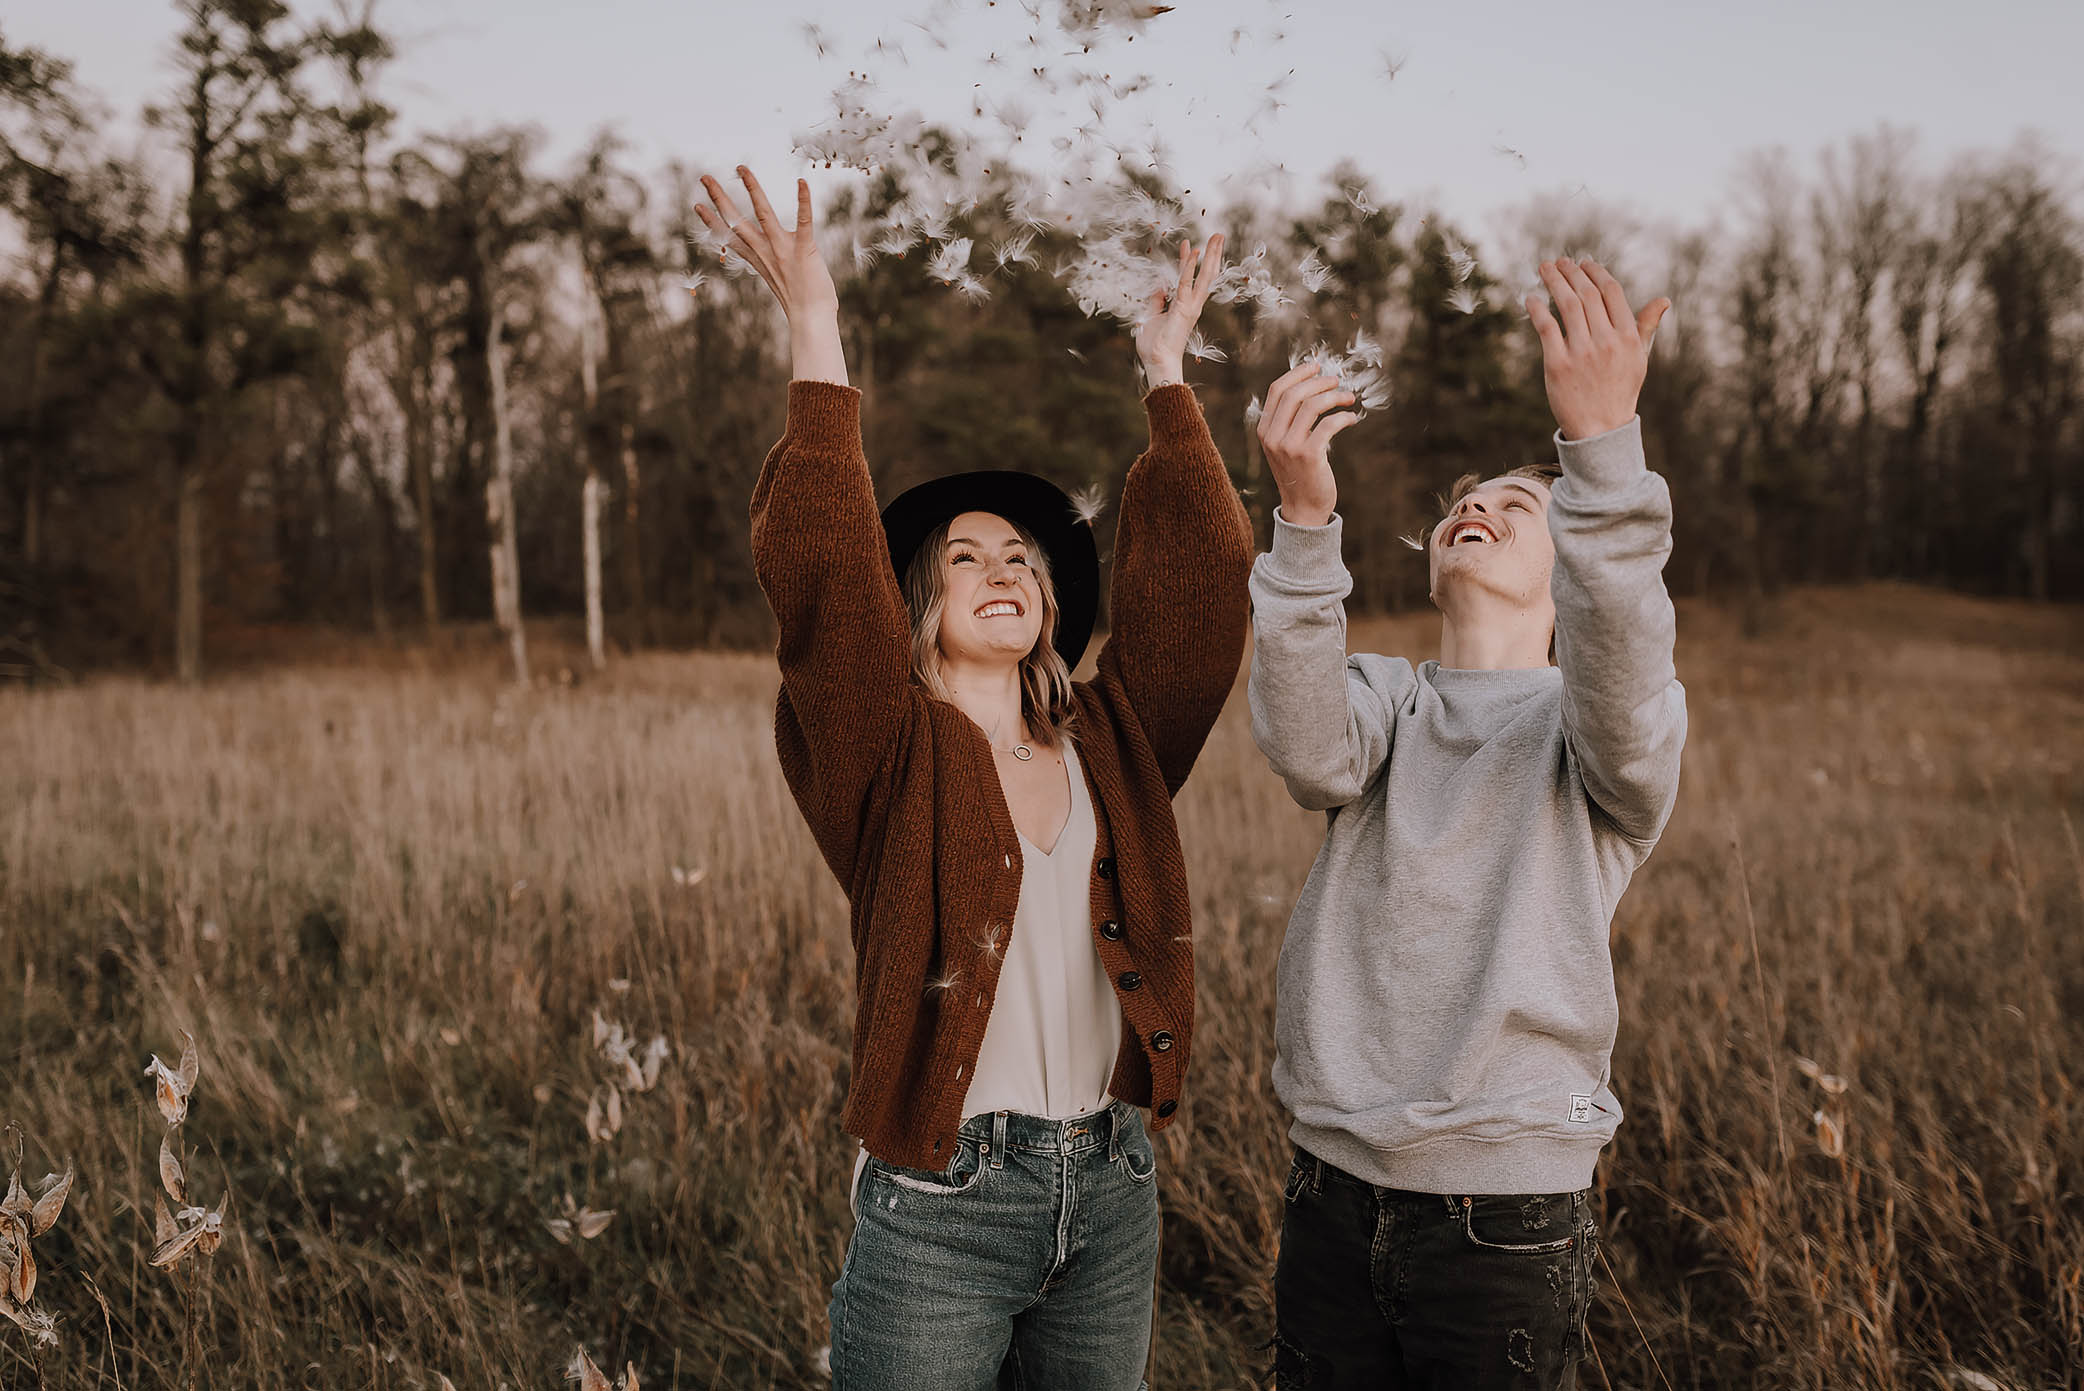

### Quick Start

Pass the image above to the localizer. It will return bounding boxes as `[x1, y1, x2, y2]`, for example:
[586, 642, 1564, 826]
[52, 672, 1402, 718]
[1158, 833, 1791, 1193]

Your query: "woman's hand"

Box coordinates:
[1257, 363, 1360, 528]
[696, 166, 847, 386]
[1132, 233, 1225, 390]
[1525, 257, 1668, 441]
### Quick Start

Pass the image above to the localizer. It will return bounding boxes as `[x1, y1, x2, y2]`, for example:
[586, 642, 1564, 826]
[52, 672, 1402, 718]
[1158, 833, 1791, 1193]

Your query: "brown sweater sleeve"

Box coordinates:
[1092, 384, 1255, 795]
[749, 382, 912, 871]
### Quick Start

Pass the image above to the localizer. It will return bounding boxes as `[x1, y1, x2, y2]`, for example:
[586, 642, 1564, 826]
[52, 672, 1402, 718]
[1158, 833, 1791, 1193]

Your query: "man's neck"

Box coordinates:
[1437, 606, 1553, 671]
[941, 657, 1028, 745]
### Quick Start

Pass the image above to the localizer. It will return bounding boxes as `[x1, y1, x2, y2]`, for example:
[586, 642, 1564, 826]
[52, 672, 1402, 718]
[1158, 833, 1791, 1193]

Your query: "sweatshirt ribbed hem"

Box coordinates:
[1291, 1121, 1605, 1196]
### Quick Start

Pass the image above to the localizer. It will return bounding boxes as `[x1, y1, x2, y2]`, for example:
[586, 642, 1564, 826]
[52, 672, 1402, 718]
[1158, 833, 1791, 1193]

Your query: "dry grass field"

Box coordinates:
[4, 586, 2082, 1390]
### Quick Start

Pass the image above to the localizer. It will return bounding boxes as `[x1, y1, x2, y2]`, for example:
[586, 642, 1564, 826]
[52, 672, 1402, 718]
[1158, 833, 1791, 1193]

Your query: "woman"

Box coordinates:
[697, 167, 1251, 1390]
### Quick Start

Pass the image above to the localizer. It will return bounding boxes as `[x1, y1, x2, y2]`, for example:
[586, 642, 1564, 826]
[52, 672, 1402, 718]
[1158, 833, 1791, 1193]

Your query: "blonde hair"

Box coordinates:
[902, 516, 1078, 747]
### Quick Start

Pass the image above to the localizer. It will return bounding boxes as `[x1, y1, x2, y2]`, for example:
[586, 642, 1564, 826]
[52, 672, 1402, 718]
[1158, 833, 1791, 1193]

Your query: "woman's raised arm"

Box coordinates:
[1093, 236, 1256, 794]
[706, 169, 910, 877]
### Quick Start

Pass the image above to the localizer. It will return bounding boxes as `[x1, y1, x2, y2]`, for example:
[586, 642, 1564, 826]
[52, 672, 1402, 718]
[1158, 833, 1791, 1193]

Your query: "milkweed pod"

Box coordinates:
[159, 1137, 184, 1205]
[1813, 1109, 1846, 1159]
[2, 1220, 32, 1304]
[640, 1036, 670, 1092]
[0, 1292, 57, 1346]
[568, 1350, 612, 1391]
[0, 1169, 25, 1220]
[195, 1204, 225, 1256]
[150, 1221, 204, 1270]
[144, 1057, 188, 1127]
[30, 1168, 72, 1237]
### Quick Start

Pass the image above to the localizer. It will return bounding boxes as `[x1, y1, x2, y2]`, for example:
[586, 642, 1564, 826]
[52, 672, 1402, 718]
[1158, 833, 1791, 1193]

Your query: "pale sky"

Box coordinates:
[12, 0, 2083, 249]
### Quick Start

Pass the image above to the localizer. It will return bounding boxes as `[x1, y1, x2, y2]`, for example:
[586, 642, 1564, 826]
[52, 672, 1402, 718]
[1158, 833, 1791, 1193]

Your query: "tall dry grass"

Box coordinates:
[2, 586, 2081, 1389]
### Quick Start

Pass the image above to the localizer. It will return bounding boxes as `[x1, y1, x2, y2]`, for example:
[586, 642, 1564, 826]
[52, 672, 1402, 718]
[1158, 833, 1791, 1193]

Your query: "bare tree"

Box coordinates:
[141, 0, 314, 681]
[578, 295, 606, 671]
[1816, 127, 1911, 576]
[1888, 164, 1988, 580]
[561, 131, 656, 647]
[484, 305, 527, 684]
[1979, 149, 2083, 599]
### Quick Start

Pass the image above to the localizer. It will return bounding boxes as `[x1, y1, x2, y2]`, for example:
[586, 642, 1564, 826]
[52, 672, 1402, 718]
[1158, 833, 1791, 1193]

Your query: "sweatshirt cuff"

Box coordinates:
[1260, 507, 1348, 590]
[787, 379, 864, 441]
[1552, 416, 1645, 494]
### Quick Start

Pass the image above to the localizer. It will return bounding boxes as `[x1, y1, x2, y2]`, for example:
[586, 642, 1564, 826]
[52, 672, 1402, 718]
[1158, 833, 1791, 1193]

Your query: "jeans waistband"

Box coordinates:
[1296, 1146, 1582, 1208]
[956, 1099, 1134, 1158]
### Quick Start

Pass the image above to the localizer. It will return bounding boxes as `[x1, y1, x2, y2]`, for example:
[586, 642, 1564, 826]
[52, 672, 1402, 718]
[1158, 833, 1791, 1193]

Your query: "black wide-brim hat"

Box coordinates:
[880, 470, 1100, 669]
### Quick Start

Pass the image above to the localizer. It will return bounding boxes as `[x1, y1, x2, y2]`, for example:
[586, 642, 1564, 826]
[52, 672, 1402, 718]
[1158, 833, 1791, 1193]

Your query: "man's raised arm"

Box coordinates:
[1246, 364, 1407, 812]
[1527, 257, 1687, 843]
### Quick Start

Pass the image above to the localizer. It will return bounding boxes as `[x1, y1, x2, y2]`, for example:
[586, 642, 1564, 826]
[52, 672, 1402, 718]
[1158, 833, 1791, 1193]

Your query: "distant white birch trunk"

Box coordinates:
[579, 303, 606, 672]
[485, 307, 529, 687]
[582, 473, 605, 671]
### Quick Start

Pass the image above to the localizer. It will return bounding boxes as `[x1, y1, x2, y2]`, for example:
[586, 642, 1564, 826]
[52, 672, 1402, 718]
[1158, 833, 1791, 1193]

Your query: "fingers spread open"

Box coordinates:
[1559, 258, 1611, 334]
[1189, 232, 1226, 302]
[795, 178, 814, 233]
[1583, 260, 1633, 337]
[1537, 261, 1587, 344]
[1525, 293, 1564, 353]
[738, 166, 786, 244]
[1637, 296, 1671, 349]
[698, 175, 744, 230]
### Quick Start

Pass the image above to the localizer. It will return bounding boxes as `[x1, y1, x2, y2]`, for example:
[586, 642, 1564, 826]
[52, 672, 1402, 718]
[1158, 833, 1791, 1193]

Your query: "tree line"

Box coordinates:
[1, 3, 2079, 681]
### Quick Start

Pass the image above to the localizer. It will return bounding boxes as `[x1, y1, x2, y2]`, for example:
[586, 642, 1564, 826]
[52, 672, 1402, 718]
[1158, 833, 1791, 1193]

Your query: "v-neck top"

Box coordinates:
[959, 739, 1118, 1121]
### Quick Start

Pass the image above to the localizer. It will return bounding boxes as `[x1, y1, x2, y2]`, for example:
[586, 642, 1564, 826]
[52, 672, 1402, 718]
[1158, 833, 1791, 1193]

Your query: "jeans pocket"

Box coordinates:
[1282, 1153, 1311, 1206]
[1569, 1206, 1600, 1363]
[1456, 1191, 1582, 1254]
[866, 1139, 986, 1197]
[1117, 1110, 1158, 1185]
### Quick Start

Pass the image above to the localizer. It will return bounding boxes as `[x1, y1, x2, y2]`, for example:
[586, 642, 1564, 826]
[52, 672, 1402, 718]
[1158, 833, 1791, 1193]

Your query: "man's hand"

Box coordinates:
[696, 167, 847, 385]
[1257, 363, 1360, 528]
[1132, 233, 1225, 389]
[1526, 258, 1669, 441]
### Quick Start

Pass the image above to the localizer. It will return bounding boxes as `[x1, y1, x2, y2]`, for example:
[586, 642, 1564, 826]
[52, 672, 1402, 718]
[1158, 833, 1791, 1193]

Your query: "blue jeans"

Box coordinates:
[829, 1100, 1160, 1391]
[1275, 1148, 1597, 1389]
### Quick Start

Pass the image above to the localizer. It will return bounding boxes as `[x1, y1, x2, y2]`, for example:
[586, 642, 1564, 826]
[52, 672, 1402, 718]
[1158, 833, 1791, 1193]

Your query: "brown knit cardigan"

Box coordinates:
[750, 380, 1253, 1170]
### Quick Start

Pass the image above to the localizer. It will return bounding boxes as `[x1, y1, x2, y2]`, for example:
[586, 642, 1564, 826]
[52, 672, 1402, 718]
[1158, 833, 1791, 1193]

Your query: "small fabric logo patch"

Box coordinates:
[1569, 1094, 1593, 1123]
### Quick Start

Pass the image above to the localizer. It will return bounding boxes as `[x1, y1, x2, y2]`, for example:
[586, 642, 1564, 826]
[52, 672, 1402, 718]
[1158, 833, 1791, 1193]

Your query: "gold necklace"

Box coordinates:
[988, 718, 1034, 762]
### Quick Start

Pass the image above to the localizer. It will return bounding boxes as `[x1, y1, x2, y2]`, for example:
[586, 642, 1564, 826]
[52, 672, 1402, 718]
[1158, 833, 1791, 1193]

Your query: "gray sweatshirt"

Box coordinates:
[1248, 418, 1686, 1195]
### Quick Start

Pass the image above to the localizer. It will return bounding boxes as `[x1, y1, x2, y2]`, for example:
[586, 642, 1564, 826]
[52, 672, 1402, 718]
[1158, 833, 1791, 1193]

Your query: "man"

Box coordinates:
[1247, 256, 1685, 1389]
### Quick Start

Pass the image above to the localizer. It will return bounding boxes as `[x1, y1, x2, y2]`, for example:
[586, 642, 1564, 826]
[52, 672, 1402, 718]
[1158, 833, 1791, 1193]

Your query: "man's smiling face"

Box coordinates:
[1428, 476, 1556, 609]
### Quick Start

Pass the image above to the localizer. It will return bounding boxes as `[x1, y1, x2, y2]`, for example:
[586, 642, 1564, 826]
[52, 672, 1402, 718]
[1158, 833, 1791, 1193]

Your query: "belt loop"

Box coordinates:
[1309, 1154, 1324, 1197]
[1108, 1102, 1123, 1163]
[990, 1110, 1008, 1169]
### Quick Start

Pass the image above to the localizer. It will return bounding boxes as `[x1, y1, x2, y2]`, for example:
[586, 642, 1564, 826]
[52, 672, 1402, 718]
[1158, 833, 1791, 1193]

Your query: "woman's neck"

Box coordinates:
[941, 657, 1028, 748]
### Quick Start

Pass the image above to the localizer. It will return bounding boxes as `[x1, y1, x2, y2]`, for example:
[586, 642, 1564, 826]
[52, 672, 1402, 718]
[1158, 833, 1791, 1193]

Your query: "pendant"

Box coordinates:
[1013, 745, 1033, 761]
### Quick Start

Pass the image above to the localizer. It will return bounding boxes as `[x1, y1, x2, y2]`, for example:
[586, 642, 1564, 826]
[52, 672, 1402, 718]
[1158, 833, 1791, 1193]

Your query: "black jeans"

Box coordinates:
[1273, 1148, 1596, 1390]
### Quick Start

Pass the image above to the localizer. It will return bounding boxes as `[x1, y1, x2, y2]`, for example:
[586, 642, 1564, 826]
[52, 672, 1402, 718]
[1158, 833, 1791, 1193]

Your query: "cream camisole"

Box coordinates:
[959, 739, 1118, 1120]
[851, 739, 1119, 1209]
